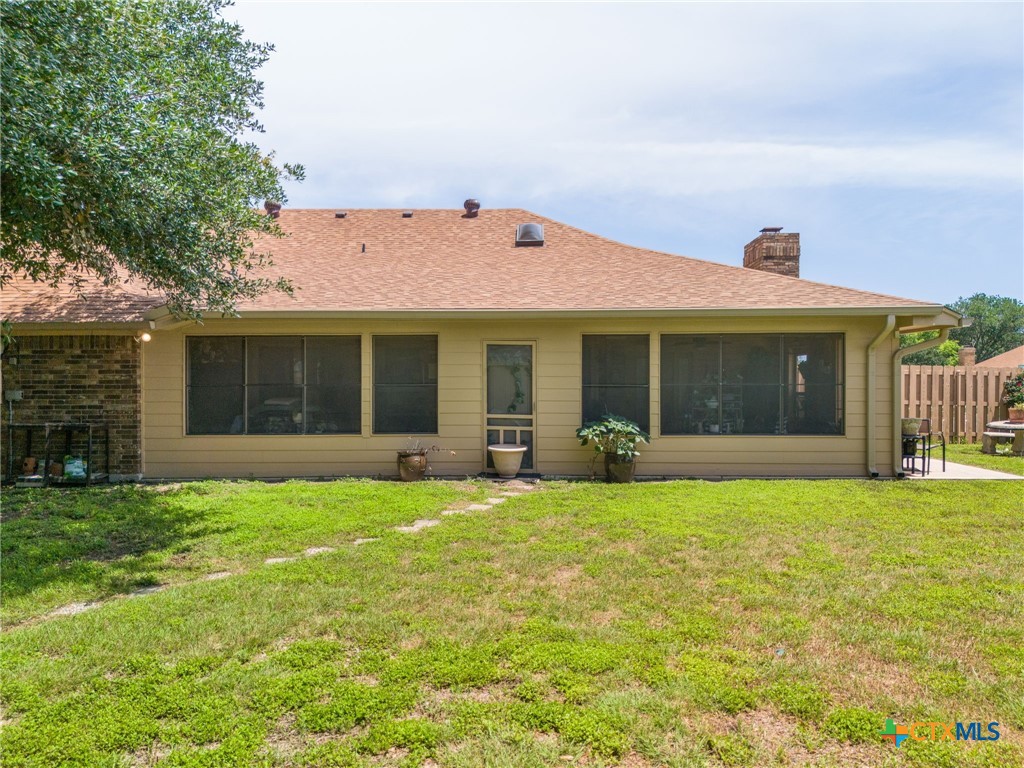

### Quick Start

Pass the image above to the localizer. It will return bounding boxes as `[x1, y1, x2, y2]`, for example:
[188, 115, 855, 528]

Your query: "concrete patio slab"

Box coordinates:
[908, 461, 1023, 480]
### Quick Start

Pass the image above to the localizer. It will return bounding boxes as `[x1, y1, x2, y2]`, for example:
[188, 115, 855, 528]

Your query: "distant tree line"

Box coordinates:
[901, 293, 1024, 365]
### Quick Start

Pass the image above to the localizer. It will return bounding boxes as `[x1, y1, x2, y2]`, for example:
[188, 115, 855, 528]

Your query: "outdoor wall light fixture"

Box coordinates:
[134, 332, 152, 343]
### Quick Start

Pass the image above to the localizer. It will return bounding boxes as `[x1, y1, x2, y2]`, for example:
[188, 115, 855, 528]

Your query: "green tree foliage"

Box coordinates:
[949, 294, 1024, 363]
[900, 332, 961, 366]
[1, 0, 303, 317]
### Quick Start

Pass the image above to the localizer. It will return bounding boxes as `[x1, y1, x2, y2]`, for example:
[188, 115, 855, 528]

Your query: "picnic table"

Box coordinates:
[984, 420, 1024, 455]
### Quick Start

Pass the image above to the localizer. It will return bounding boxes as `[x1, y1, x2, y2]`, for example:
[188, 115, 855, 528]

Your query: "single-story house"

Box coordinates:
[1, 203, 966, 480]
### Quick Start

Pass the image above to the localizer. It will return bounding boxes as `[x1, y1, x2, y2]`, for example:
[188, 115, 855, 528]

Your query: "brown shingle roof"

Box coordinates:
[3, 208, 939, 323]
[237, 208, 936, 313]
[1, 274, 164, 325]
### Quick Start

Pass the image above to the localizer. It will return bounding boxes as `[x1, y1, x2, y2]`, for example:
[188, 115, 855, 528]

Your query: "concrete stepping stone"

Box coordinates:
[50, 601, 97, 617]
[353, 537, 379, 546]
[265, 557, 297, 565]
[304, 546, 336, 556]
[441, 509, 467, 516]
[465, 504, 492, 511]
[204, 571, 233, 581]
[394, 519, 442, 533]
[500, 491, 522, 497]
[486, 497, 506, 504]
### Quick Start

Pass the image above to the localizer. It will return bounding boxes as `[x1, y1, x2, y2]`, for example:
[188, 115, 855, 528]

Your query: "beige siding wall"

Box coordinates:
[141, 315, 899, 479]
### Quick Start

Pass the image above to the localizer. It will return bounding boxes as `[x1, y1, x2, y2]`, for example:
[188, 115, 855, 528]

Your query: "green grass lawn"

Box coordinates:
[946, 443, 1024, 476]
[2, 480, 1021, 767]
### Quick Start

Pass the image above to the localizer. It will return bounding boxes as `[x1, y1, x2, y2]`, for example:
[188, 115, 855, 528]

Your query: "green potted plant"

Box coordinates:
[396, 439, 455, 481]
[1003, 372, 1024, 423]
[576, 414, 650, 483]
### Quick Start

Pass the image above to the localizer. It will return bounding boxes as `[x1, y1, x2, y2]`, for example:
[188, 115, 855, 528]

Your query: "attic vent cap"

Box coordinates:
[760, 226, 783, 233]
[402, 210, 413, 218]
[264, 200, 282, 218]
[463, 199, 480, 217]
[335, 211, 347, 219]
[515, 222, 544, 246]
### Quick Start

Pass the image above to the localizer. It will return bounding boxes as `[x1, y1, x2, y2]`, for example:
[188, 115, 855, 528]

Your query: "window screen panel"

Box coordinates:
[721, 335, 783, 435]
[783, 334, 843, 435]
[247, 337, 303, 434]
[187, 337, 245, 434]
[373, 336, 438, 434]
[306, 336, 361, 434]
[661, 335, 720, 435]
[581, 335, 649, 431]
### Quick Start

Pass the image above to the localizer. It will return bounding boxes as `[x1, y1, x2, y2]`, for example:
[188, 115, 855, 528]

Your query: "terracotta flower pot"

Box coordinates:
[488, 444, 527, 478]
[604, 454, 636, 483]
[1008, 407, 1024, 424]
[396, 451, 428, 481]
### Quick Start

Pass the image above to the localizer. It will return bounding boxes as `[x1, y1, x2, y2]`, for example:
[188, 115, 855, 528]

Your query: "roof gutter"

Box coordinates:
[865, 314, 896, 478]
[212, 305, 946, 321]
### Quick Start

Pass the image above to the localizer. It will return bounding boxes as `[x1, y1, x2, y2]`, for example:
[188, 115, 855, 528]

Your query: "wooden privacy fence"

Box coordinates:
[902, 364, 1020, 442]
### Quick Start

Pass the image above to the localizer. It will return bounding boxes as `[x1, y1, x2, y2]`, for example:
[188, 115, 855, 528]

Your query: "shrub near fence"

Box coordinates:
[902, 364, 1020, 442]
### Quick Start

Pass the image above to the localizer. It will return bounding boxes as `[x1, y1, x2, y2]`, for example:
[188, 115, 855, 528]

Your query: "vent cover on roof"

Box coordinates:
[402, 210, 413, 218]
[335, 211, 347, 219]
[515, 223, 544, 246]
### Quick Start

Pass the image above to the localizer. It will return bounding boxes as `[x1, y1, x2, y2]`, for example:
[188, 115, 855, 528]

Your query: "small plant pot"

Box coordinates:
[604, 453, 636, 483]
[488, 444, 527, 478]
[1008, 407, 1024, 424]
[900, 417, 923, 436]
[396, 451, 428, 482]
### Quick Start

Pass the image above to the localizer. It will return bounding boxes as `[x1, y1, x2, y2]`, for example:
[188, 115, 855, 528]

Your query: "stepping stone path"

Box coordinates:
[39, 481, 542, 624]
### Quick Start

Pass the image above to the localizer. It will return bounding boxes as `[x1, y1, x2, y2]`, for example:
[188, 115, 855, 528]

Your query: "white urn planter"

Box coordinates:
[487, 444, 528, 478]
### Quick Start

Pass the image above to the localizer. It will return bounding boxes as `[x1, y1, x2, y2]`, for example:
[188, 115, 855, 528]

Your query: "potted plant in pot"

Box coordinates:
[396, 439, 455, 481]
[576, 414, 650, 483]
[1003, 372, 1024, 423]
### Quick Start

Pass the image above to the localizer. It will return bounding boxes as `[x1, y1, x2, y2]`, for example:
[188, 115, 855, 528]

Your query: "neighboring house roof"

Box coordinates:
[3, 208, 941, 324]
[977, 344, 1024, 368]
[2, 273, 164, 325]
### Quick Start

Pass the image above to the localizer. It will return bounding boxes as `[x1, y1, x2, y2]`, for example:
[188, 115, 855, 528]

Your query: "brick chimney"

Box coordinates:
[743, 227, 800, 278]
[958, 347, 976, 367]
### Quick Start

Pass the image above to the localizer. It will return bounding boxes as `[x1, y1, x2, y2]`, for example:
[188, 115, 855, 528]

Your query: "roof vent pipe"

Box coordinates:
[264, 200, 282, 219]
[463, 199, 480, 217]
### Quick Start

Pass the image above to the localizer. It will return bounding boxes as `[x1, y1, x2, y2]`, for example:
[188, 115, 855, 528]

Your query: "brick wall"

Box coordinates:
[1, 335, 142, 479]
[743, 231, 801, 278]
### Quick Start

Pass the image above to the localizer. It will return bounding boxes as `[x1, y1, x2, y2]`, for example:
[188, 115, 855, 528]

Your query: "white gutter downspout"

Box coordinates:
[890, 328, 950, 478]
[866, 315, 896, 477]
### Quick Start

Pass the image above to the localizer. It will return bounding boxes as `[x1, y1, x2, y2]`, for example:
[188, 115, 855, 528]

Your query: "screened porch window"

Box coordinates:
[373, 335, 439, 434]
[186, 336, 361, 435]
[660, 333, 844, 435]
[581, 334, 650, 431]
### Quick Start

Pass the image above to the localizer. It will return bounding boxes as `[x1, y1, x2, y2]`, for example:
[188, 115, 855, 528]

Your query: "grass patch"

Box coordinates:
[1, 479, 1022, 766]
[946, 442, 1024, 475]
[1, 479, 486, 624]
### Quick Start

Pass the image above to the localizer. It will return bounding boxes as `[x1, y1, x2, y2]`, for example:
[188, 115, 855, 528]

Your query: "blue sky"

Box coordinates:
[228, 2, 1023, 304]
